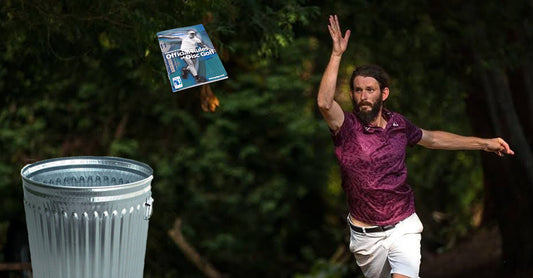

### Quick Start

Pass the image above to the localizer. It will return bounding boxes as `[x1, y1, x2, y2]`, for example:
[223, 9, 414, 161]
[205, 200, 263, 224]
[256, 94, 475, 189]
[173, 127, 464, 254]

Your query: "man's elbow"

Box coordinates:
[419, 130, 438, 149]
[317, 98, 333, 111]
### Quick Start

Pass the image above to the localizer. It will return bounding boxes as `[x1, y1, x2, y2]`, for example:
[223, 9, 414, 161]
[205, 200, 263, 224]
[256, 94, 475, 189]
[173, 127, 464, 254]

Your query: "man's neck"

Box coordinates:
[369, 109, 388, 128]
[370, 114, 387, 128]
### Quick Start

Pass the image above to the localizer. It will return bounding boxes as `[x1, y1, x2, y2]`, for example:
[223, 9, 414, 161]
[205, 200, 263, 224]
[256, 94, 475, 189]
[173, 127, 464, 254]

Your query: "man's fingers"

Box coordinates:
[499, 138, 515, 155]
[344, 29, 352, 41]
[329, 17, 338, 36]
[496, 138, 515, 155]
[329, 15, 351, 40]
[328, 15, 335, 31]
[328, 14, 351, 54]
[329, 15, 342, 33]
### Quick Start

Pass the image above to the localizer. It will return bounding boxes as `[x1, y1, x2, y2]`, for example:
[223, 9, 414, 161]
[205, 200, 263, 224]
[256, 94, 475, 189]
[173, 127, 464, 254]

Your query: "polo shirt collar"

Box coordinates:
[360, 109, 394, 134]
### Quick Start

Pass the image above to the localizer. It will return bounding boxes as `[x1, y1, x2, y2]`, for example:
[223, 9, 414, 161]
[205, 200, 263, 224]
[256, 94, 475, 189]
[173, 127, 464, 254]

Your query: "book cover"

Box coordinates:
[157, 24, 228, 92]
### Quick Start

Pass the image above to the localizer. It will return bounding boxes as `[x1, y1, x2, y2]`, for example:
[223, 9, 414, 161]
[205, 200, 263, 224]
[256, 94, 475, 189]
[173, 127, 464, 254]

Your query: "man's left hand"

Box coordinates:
[486, 138, 515, 156]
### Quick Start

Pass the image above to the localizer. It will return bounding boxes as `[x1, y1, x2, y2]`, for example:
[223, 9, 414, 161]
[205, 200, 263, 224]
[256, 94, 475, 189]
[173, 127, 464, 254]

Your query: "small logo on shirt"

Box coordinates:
[392, 122, 399, 127]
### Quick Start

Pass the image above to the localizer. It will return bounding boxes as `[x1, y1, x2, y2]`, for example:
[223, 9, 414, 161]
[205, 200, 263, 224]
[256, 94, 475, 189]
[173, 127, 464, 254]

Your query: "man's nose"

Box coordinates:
[361, 91, 368, 100]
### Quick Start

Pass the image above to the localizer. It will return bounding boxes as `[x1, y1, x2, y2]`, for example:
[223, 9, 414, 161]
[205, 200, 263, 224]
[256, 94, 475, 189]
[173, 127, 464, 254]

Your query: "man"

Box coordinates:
[179, 30, 209, 83]
[317, 15, 514, 278]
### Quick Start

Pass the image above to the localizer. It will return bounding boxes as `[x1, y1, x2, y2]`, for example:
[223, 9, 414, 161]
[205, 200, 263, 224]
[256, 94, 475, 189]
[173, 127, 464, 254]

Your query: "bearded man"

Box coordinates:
[317, 15, 514, 278]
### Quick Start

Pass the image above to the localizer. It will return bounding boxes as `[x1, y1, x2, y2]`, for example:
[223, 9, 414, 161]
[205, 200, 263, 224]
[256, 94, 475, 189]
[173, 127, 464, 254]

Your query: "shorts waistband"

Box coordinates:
[347, 215, 396, 233]
[349, 222, 396, 233]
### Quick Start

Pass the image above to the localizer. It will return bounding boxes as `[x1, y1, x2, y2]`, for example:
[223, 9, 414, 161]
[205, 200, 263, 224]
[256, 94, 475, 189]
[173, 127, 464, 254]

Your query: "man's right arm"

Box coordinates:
[317, 55, 345, 134]
[317, 15, 351, 135]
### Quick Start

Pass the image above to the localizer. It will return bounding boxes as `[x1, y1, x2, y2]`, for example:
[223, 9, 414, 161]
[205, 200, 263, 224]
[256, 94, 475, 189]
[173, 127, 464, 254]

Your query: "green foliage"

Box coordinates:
[144, 36, 339, 277]
[1, 0, 335, 277]
[2, 0, 529, 277]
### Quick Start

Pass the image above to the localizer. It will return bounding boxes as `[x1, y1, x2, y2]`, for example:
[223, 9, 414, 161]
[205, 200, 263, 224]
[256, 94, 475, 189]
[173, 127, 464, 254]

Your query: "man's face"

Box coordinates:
[188, 32, 195, 38]
[351, 76, 385, 125]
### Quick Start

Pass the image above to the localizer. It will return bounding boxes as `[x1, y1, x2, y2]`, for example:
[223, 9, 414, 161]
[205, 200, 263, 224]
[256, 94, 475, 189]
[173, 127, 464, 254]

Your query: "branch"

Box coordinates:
[329, 244, 350, 264]
[168, 218, 225, 278]
[0, 262, 32, 271]
[114, 113, 129, 139]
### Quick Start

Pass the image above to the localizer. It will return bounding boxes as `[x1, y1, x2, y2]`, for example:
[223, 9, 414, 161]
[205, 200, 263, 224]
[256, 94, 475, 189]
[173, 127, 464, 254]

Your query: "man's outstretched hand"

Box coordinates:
[328, 15, 351, 57]
[485, 137, 515, 157]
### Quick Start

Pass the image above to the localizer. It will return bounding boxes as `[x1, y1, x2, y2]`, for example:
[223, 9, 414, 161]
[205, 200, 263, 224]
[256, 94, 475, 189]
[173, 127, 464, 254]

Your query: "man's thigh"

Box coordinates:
[388, 232, 421, 278]
[384, 213, 423, 277]
[349, 229, 391, 278]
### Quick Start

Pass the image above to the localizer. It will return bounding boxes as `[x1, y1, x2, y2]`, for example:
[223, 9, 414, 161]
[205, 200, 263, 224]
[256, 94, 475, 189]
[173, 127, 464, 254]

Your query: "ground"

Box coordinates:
[420, 226, 502, 278]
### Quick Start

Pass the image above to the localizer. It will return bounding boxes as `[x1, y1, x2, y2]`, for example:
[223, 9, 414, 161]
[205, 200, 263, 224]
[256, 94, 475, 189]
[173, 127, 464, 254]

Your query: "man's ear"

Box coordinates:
[382, 87, 390, 101]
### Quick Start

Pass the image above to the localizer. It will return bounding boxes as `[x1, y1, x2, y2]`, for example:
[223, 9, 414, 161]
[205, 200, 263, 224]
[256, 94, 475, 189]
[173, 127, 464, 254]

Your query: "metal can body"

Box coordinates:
[21, 157, 154, 278]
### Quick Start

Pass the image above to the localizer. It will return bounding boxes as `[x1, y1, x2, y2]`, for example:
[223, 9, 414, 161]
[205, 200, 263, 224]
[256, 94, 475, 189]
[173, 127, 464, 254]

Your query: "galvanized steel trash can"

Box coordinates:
[21, 156, 154, 278]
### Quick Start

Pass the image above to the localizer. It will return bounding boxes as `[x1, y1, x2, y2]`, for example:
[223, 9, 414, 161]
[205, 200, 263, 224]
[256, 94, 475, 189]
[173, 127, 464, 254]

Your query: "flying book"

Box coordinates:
[157, 24, 228, 92]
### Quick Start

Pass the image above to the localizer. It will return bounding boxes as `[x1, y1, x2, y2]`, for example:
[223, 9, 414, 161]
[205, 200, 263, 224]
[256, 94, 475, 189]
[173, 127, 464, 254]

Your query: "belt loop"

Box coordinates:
[361, 227, 366, 233]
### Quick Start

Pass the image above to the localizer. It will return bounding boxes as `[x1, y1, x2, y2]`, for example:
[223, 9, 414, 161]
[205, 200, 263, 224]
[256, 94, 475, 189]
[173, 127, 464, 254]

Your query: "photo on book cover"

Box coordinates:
[157, 24, 228, 92]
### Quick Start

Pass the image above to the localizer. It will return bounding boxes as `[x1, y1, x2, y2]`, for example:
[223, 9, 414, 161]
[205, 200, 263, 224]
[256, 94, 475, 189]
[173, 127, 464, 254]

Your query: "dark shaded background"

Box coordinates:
[1, 0, 532, 277]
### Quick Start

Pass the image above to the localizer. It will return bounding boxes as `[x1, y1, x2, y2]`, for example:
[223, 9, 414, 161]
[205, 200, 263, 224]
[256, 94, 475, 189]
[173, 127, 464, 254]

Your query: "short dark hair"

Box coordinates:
[350, 65, 390, 92]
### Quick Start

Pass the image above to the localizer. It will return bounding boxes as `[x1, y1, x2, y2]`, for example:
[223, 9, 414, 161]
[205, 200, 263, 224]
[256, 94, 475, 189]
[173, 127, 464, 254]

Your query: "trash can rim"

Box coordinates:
[21, 156, 153, 190]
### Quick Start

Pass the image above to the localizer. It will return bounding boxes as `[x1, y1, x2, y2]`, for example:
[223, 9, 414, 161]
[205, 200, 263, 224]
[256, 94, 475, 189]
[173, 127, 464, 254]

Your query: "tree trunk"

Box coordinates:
[465, 22, 533, 277]
[168, 218, 226, 278]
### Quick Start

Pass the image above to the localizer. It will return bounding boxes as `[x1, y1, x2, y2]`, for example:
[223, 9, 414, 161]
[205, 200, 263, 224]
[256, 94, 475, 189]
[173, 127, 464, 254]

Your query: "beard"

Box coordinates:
[353, 96, 383, 125]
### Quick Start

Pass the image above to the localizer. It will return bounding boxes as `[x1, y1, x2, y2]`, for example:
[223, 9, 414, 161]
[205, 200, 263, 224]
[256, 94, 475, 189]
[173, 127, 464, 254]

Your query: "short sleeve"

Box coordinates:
[331, 111, 355, 147]
[403, 116, 422, 146]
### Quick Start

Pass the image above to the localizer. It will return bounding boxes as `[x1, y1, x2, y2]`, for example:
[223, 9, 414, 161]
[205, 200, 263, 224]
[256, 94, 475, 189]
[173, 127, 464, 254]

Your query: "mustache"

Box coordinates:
[358, 101, 373, 107]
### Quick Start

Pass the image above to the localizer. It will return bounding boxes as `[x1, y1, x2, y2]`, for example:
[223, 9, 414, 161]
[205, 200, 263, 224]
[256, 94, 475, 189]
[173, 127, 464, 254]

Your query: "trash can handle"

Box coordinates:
[144, 197, 154, 220]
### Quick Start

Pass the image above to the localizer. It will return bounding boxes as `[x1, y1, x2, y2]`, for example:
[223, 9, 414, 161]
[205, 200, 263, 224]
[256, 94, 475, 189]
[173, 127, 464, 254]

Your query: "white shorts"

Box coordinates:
[348, 213, 423, 278]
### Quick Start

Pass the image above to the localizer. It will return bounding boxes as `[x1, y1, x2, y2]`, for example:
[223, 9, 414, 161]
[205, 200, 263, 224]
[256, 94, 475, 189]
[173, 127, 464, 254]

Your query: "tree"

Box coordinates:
[2, 0, 530, 277]
[427, 1, 533, 276]
[1, 1, 341, 277]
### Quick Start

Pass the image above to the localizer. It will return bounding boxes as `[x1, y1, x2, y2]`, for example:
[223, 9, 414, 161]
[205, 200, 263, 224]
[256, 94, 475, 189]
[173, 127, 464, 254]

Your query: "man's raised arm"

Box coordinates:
[317, 15, 351, 134]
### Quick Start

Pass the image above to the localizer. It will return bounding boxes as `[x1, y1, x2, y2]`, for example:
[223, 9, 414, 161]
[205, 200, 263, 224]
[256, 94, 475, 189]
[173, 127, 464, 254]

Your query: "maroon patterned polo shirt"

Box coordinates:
[332, 109, 422, 226]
